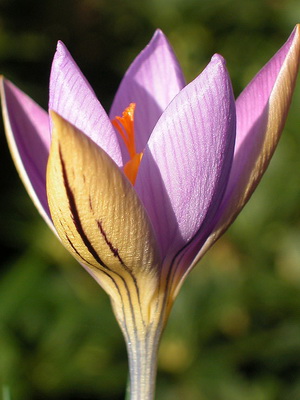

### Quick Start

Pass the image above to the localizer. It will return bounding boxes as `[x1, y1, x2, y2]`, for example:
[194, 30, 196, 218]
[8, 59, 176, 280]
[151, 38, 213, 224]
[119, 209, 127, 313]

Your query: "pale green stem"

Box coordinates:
[108, 270, 169, 399]
[125, 329, 160, 400]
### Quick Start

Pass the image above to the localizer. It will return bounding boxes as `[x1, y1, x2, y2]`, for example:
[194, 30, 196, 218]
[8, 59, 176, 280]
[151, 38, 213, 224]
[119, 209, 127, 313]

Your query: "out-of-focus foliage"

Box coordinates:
[1, 0, 300, 399]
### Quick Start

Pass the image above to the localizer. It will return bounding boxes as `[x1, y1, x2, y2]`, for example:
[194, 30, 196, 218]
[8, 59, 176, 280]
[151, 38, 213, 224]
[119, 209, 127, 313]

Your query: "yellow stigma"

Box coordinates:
[112, 103, 143, 185]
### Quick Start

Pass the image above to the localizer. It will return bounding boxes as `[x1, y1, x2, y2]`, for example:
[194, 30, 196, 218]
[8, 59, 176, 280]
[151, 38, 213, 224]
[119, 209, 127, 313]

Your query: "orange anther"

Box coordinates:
[112, 103, 143, 185]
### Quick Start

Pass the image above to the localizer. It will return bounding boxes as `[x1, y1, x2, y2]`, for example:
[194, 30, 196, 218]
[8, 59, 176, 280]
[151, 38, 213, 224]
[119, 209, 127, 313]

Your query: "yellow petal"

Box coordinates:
[46, 111, 162, 333]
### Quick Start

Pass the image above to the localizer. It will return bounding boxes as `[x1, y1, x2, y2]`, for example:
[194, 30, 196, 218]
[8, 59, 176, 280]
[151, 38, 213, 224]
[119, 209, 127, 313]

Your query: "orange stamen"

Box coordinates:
[112, 103, 143, 185]
[123, 152, 143, 185]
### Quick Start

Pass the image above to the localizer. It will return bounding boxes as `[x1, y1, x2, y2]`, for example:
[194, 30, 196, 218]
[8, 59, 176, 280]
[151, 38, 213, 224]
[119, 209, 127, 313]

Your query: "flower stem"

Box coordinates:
[126, 331, 160, 400]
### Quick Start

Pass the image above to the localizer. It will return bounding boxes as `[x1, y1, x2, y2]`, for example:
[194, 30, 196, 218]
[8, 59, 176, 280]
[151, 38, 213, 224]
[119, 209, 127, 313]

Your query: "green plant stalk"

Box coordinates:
[125, 329, 160, 400]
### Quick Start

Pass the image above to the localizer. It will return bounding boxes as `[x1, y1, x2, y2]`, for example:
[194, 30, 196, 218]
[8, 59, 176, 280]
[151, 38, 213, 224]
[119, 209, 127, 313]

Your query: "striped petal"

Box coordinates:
[135, 55, 236, 260]
[0, 78, 53, 228]
[46, 111, 161, 330]
[109, 29, 185, 161]
[49, 41, 122, 166]
[199, 24, 300, 259]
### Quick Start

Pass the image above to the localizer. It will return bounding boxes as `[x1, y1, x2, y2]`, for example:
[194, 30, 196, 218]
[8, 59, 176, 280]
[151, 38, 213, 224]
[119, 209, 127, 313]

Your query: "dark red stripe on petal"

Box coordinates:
[96, 220, 142, 309]
[97, 220, 128, 268]
[58, 146, 110, 271]
[65, 233, 96, 268]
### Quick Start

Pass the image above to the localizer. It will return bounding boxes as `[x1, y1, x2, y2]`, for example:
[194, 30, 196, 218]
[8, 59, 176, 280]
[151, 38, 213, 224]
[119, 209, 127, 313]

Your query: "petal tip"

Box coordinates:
[153, 28, 166, 38]
[49, 110, 68, 141]
[49, 108, 59, 122]
[286, 24, 300, 50]
[293, 24, 300, 45]
[1, 78, 18, 103]
[0, 75, 5, 94]
[54, 41, 74, 66]
[150, 28, 169, 47]
[211, 53, 226, 66]
[55, 40, 68, 56]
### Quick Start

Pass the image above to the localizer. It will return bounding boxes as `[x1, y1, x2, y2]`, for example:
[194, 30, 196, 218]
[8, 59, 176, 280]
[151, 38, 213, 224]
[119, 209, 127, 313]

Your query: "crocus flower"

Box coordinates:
[1, 26, 299, 400]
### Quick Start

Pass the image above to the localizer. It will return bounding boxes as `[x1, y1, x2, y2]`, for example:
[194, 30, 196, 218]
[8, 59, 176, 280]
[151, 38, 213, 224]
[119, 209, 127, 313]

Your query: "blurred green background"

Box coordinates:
[1, 0, 300, 399]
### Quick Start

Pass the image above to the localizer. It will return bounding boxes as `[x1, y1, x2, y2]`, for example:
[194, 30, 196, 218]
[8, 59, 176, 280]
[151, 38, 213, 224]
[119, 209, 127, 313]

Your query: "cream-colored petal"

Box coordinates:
[46, 111, 163, 334]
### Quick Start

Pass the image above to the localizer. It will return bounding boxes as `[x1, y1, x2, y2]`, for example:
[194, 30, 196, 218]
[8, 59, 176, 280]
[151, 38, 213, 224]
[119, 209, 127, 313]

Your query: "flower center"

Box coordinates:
[112, 103, 143, 185]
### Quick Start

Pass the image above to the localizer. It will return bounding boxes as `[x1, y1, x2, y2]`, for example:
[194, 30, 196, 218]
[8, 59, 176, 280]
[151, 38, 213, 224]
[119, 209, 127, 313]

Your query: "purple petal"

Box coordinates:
[1, 78, 53, 227]
[199, 24, 300, 259]
[135, 55, 236, 261]
[49, 41, 122, 166]
[109, 29, 186, 160]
